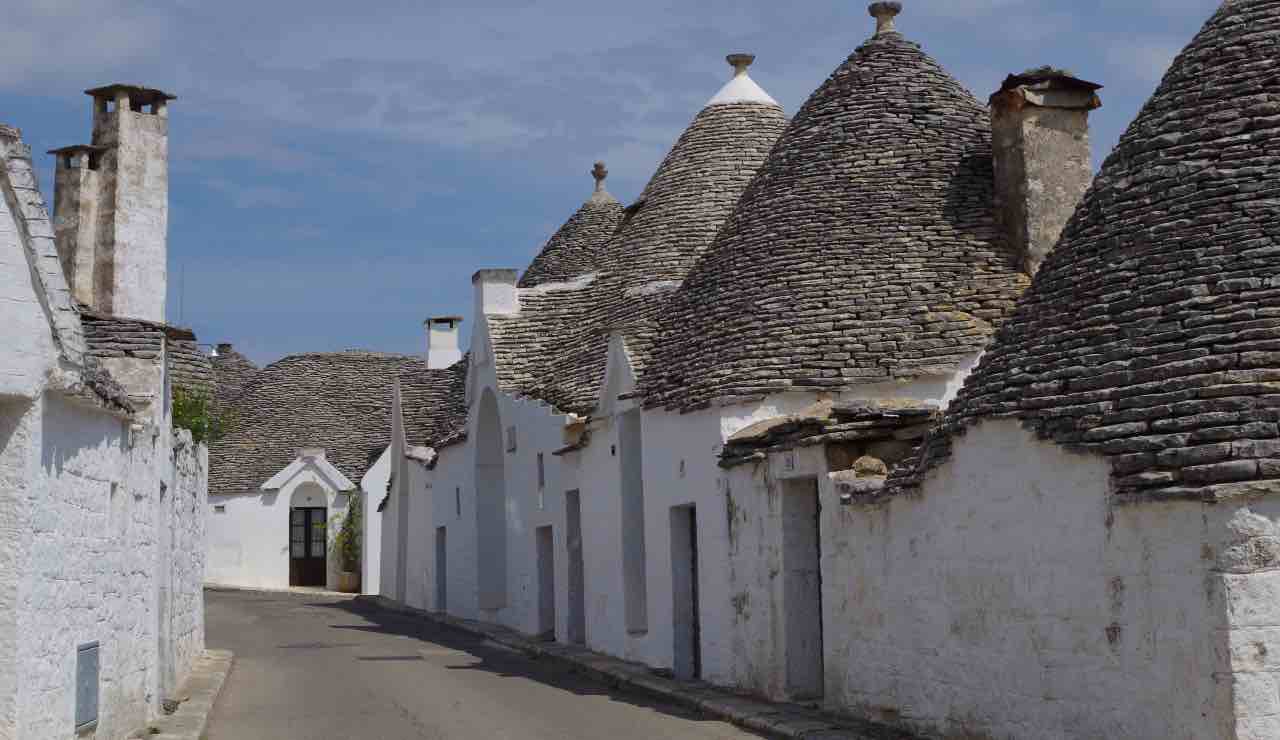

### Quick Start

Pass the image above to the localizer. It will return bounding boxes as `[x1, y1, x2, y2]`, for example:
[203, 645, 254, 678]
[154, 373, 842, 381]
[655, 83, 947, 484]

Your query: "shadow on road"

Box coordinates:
[296, 595, 765, 733]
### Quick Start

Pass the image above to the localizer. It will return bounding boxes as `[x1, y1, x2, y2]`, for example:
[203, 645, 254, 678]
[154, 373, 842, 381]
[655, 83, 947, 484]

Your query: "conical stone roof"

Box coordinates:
[642, 6, 1028, 412]
[897, 0, 1280, 501]
[519, 162, 624, 289]
[488, 58, 788, 414]
[209, 351, 467, 495]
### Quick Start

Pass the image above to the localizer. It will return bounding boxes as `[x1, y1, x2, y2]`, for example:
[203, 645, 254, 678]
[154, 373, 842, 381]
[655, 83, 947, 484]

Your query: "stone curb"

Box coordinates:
[358, 595, 908, 740]
[132, 649, 235, 740]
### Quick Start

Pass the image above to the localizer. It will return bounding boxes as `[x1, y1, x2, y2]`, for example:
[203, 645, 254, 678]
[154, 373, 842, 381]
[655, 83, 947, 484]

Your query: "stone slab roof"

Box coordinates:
[80, 309, 214, 397]
[519, 169, 624, 289]
[490, 95, 788, 415]
[643, 20, 1028, 412]
[209, 351, 467, 496]
[894, 0, 1280, 502]
[210, 345, 259, 414]
[1, 125, 87, 366]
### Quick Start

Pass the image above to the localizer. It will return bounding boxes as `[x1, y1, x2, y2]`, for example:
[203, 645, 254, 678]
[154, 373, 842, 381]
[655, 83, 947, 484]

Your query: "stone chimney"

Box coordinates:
[990, 68, 1102, 276]
[50, 84, 175, 322]
[472, 269, 520, 317]
[425, 316, 464, 369]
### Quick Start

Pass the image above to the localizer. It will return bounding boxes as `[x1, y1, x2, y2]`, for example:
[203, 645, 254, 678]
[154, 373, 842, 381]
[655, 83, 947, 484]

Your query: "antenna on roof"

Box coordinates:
[179, 260, 186, 326]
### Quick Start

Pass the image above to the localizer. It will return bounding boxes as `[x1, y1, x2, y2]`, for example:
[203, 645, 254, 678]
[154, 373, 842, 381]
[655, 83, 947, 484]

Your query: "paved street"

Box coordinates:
[206, 589, 764, 740]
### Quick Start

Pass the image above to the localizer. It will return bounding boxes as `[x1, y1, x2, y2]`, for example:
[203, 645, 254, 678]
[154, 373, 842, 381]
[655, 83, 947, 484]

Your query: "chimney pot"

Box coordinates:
[990, 70, 1103, 276]
[426, 316, 464, 370]
[869, 2, 902, 35]
[472, 269, 520, 318]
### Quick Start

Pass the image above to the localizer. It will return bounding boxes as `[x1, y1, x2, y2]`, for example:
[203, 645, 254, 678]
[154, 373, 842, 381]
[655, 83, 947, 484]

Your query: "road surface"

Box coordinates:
[205, 588, 763, 740]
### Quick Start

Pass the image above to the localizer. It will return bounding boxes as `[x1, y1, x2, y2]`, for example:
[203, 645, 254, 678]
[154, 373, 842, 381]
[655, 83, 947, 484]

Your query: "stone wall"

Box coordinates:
[825, 419, 1227, 739]
[1, 393, 208, 740]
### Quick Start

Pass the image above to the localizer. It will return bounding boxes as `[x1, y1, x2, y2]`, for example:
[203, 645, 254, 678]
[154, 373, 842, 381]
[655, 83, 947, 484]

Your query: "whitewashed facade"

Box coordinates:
[0, 86, 208, 740]
[375, 2, 1280, 738]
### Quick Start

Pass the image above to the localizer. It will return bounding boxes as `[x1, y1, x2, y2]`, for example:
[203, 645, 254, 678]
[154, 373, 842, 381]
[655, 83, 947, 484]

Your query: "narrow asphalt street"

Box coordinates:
[205, 588, 765, 740]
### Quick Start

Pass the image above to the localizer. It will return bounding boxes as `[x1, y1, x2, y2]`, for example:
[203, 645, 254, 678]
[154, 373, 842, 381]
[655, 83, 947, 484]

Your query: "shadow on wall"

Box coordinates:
[40, 394, 125, 477]
[0, 400, 28, 458]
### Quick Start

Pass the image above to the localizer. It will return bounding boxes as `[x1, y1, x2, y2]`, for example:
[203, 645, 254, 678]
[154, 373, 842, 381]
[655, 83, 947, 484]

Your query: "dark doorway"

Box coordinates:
[671, 504, 700, 680]
[781, 478, 823, 700]
[536, 526, 556, 640]
[565, 491, 586, 644]
[435, 527, 447, 612]
[290, 507, 327, 587]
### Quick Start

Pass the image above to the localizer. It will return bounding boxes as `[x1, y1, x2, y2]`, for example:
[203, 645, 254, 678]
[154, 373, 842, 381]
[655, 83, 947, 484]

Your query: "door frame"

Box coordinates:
[289, 506, 328, 587]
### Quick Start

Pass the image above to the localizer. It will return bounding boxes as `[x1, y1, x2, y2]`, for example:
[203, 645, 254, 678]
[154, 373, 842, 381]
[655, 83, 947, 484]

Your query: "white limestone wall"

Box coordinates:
[1, 392, 208, 740]
[403, 462, 434, 610]
[0, 177, 59, 399]
[165, 431, 207, 701]
[428, 443, 478, 616]
[206, 470, 351, 591]
[820, 419, 1228, 739]
[360, 448, 390, 596]
[1217, 496, 1280, 740]
[633, 372, 977, 682]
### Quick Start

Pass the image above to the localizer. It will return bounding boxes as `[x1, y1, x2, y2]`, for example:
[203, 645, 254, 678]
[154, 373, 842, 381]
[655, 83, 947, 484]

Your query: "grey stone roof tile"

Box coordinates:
[491, 98, 788, 415]
[519, 166, 624, 289]
[642, 22, 1028, 411]
[892, 0, 1280, 502]
[208, 351, 467, 495]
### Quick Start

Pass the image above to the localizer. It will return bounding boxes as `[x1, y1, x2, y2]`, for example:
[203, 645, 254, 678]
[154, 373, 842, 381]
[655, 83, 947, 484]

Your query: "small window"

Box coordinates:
[455, 487, 461, 519]
[213, 505, 227, 514]
[75, 642, 100, 732]
[537, 453, 545, 489]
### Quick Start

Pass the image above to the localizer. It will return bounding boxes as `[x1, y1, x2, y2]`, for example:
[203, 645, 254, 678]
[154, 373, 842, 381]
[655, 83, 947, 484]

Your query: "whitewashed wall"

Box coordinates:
[206, 468, 352, 591]
[360, 447, 390, 596]
[821, 419, 1229, 740]
[0, 393, 207, 740]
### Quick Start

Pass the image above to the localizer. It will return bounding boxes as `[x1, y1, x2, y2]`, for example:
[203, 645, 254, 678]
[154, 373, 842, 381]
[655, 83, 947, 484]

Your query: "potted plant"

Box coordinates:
[332, 494, 362, 593]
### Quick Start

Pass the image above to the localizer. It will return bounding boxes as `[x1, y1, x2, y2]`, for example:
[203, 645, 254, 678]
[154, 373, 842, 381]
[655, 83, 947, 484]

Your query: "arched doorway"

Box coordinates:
[289, 483, 328, 587]
[475, 388, 508, 610]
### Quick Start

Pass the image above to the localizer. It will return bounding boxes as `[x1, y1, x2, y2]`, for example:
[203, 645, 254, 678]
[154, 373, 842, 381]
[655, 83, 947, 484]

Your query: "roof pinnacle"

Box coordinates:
[869, 2, 903, 36]
[727, 54, 756, 77]
[590, 161, 613, 203]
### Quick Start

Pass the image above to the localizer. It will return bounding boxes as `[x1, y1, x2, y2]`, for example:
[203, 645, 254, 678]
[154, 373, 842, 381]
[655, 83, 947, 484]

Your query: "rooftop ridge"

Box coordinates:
[706, 53, 780, 108]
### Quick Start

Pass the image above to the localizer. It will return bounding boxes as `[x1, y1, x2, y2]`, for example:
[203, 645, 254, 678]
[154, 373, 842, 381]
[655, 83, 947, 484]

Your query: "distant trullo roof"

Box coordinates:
[486, 56, 788, 415]
[642, 4, 1028, 411]
[896, 0, 1280, 501]
[518, 162, 624, 289]
[209, 351, 468, 495]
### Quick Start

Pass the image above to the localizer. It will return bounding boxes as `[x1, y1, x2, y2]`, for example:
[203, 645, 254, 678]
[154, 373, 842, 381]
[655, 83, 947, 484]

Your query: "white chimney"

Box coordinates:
[425, 316, 464, 370]
[472, 269, 520, 317]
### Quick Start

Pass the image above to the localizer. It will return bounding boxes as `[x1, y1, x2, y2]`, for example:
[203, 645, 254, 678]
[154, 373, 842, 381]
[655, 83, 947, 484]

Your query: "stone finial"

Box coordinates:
[593, 161, 609, 192]
[727, 54, 756, 77]
[591, 161, 615, 203]
[869, 2, 903, 35]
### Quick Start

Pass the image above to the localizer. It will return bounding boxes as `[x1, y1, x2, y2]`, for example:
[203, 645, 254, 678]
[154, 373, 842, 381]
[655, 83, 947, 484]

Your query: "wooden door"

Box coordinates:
[289, 507, 327, 587]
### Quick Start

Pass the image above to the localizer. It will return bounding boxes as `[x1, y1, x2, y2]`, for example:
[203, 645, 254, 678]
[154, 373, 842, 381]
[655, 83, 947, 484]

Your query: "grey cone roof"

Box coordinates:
[209, 351, 468, 495]
[642, 26, 1029, 412]
[896, 0, 1280, 501]
[518, 192, 624, 289]
[488, 100, 788, 415]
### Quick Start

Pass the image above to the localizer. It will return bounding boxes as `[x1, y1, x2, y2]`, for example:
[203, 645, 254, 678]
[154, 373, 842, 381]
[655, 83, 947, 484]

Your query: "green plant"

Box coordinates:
[171, 387, 225, 444]
[331, 495, 361, 573]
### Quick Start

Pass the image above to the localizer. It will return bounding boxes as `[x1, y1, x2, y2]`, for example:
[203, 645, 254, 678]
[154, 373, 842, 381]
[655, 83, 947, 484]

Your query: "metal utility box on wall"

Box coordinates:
[76, 641, 100, 732]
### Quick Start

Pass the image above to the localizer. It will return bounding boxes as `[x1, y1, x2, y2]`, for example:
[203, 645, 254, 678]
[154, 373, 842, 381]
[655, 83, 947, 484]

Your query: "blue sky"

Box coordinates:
[3, 0, 1222, 365]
